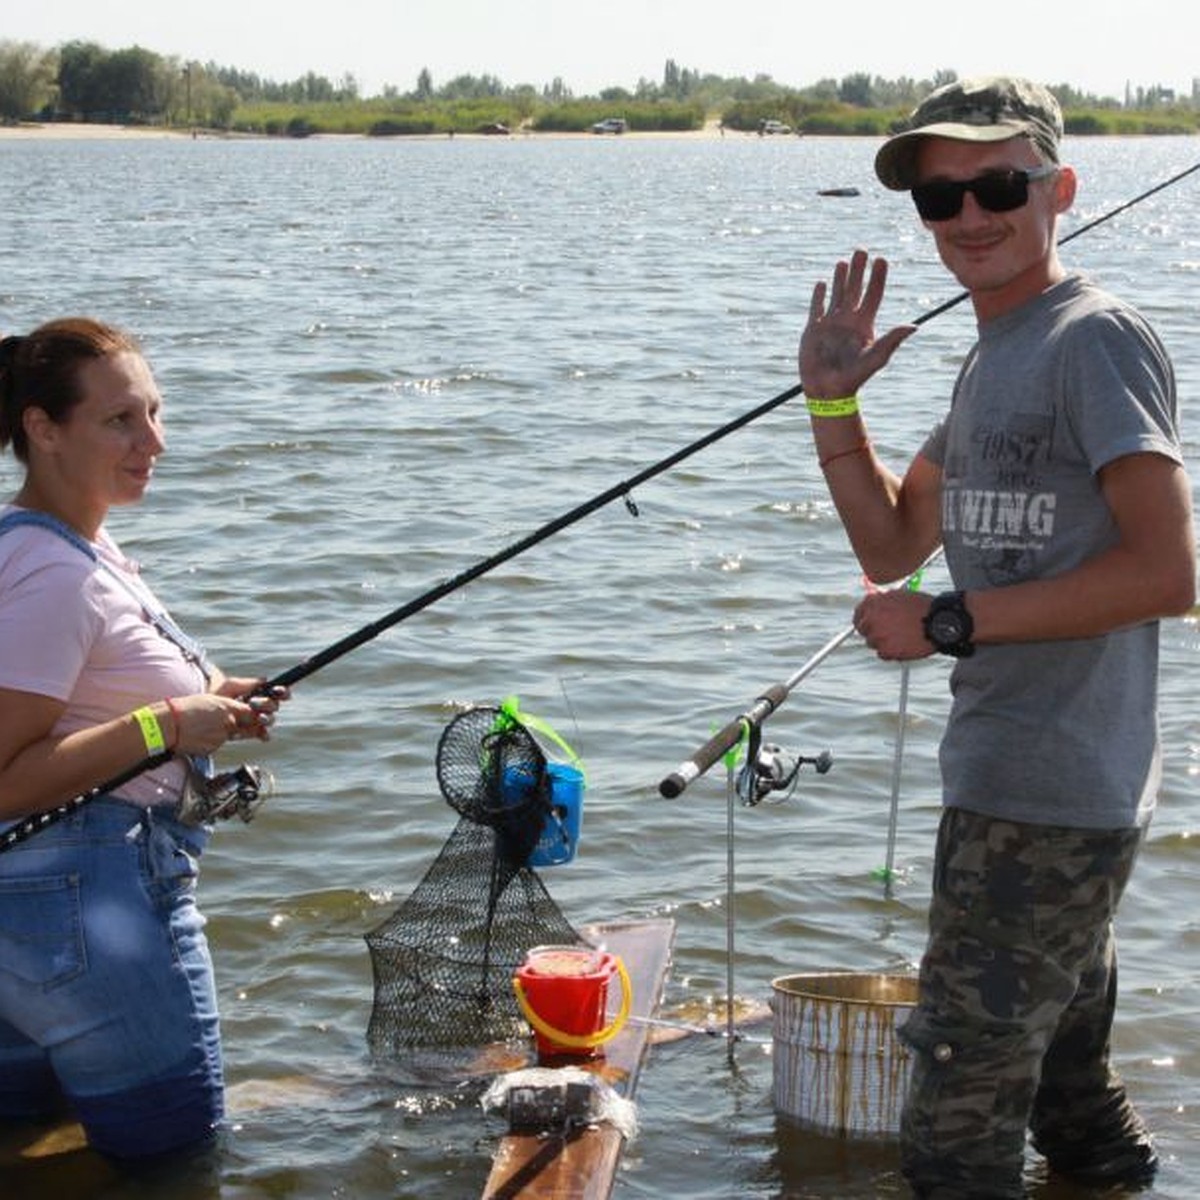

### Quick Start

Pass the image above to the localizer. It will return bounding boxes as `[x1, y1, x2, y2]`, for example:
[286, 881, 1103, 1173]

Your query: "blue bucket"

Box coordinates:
[499, 761, 585, 867]
[530, 762, 585, 867]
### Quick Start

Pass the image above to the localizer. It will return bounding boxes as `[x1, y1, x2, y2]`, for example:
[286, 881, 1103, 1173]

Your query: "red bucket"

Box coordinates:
[513, 945, 630, 1061]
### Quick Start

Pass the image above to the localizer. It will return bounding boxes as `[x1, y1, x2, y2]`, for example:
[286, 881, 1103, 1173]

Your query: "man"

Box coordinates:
[798, 77, 1195, 1197]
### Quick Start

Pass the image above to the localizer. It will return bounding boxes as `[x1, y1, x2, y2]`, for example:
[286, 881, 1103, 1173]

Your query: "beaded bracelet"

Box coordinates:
[819, 438, 872, 470]
[163, 697, 182, 751]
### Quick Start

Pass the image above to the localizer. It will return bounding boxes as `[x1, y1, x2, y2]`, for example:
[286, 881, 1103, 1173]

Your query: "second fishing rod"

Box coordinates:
[4, 157, 1197, 853]
[657, 158, 1200, 798]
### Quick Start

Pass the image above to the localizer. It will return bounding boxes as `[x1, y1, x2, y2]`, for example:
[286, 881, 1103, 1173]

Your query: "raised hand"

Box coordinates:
[799, 249, 916, 399]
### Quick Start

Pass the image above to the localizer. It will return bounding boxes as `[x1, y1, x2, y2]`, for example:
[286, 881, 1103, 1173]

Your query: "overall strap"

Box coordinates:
[0, 508, 212, 851]
[0, 507, 211, 677]
[0, 509, 98, 559]
[0, 511, 105, 849]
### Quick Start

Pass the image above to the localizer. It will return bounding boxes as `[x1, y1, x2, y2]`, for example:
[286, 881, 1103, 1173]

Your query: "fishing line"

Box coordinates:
[725, 750, 738, 1056]
[626, 1012, 771, 1045]
[3, 160, 1197, 853]
[866, 571, 923, 894]
[877, 663, 910, 899]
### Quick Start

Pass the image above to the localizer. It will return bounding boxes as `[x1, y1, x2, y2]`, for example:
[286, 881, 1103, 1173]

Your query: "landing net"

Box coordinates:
[365, 706, 581, 1055]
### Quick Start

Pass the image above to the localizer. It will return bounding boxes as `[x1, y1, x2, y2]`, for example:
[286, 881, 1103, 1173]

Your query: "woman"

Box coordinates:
[0, 318, 287, 1159]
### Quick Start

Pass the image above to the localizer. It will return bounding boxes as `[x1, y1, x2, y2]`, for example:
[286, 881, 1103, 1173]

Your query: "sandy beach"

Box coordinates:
[0, 121, 192, 139]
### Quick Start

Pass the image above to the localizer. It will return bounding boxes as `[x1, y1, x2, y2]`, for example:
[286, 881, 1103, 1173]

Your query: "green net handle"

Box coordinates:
[500, 695, 586, 781]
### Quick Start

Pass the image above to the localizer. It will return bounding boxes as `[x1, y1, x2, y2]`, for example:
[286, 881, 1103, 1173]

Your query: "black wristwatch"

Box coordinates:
[923, 590, 975, 658]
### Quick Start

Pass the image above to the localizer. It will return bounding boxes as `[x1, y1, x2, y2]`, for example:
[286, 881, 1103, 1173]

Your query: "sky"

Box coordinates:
[5, 0, 1197, 103]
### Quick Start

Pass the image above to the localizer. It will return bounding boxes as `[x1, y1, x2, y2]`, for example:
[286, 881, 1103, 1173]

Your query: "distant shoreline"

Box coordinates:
[0, 119, 737, 142]
[4, 119, 1188, 144]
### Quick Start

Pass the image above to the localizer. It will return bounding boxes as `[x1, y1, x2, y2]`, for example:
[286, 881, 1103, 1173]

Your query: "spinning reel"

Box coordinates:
[179, 763, 273, 826]
[736, 725, 832, 807]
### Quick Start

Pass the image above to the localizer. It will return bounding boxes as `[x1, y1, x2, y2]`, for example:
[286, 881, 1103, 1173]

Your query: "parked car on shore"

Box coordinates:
[759, 118, 793, 135]
[591, 117, 628, 134]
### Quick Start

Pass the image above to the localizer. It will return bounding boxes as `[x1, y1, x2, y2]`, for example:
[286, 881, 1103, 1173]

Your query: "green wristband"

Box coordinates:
[133, 705, 166, 754]
[806, 395, 860, 418]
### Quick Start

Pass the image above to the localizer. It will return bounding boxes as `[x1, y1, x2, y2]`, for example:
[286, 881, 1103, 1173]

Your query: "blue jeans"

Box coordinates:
[0, 798, 224, 1158]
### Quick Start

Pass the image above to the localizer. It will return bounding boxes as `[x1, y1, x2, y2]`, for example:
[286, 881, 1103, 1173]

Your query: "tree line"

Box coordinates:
[1, 38, 1197, 135]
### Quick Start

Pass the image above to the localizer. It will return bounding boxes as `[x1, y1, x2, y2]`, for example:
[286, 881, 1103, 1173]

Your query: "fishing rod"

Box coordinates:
[3, 159, 1197, 853]
[0, 382, 810, 851]
[659, 626, 856, 800]
[655, 157, 1200, 800]
[159, 157, 1200, 702]
[658, 549, 941, 799]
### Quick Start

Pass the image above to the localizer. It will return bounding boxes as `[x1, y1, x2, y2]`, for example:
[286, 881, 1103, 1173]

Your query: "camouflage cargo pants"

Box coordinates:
[898, 806, 1153, 1199]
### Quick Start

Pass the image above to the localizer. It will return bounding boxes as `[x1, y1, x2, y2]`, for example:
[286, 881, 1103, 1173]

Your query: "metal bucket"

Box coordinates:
[771, 971, 917, 1139]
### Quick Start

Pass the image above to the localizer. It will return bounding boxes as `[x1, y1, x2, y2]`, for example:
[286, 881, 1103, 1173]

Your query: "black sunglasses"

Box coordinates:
[911, 164, 1058, 222]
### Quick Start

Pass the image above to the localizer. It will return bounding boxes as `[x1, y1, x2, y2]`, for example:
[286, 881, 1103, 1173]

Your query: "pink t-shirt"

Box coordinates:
[0, 507, 208, 807]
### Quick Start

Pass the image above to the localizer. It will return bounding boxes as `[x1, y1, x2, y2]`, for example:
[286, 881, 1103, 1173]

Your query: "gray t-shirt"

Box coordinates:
[921, 272, 1182, 829]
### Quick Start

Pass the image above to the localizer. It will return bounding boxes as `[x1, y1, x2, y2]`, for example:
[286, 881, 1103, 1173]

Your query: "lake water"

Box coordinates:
[1, 131, 1198, 1199]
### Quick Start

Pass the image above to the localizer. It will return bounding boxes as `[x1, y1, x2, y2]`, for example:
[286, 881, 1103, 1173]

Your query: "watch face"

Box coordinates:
[929, 609, 965, 646]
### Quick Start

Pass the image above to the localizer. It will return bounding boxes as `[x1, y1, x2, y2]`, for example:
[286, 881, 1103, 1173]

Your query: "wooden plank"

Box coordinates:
[482, 917, 675, 1200]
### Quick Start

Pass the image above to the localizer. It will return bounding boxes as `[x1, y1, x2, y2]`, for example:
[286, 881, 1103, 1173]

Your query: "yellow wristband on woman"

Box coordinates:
[806, 395, 860, 418]
[132, 705, 166, 754]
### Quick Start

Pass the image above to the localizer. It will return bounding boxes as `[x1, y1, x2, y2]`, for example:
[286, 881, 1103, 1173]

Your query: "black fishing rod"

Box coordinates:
[190, 157, 1200, 702]
[4, 159, 1197, 852]
[656, 155, 1200, 799]
[0, 384, 808, 851]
